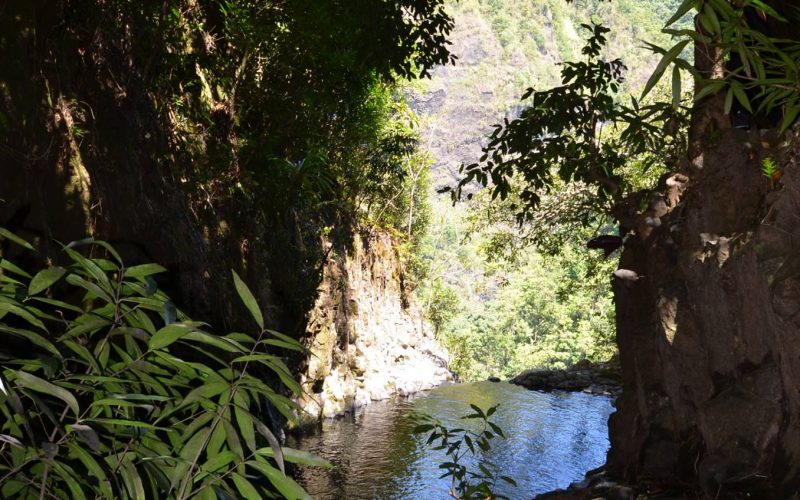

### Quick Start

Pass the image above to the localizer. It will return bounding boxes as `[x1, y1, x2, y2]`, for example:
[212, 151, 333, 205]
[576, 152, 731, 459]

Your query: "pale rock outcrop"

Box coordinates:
[296, 229, 452, 423]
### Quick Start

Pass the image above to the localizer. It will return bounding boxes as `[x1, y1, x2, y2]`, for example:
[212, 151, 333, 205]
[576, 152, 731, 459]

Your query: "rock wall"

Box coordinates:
[607, 123, 800, 496]
[296, 229, 452, 423]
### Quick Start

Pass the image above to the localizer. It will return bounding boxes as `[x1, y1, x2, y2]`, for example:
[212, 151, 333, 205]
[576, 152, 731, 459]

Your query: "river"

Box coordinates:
[289, 381, 614, 499]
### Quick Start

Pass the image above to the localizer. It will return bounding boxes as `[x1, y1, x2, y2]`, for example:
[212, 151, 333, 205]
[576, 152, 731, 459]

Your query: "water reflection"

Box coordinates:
[290, 382, 613, 499]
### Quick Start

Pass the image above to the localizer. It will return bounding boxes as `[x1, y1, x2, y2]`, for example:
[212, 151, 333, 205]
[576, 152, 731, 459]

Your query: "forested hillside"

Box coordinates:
[410, 0, 684, 380]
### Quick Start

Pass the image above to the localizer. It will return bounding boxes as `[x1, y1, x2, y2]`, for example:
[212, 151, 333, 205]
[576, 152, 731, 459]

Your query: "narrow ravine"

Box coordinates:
[289, 383, 613, 499]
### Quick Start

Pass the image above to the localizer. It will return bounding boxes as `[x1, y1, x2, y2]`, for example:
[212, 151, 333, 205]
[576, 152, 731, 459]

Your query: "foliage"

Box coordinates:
[0, 229, 329, 499]
[0, 1, 456, 333]
[416, 197, 616, 382]
[360, 92, 434, 247]
[642, 0, 800, 131]
[410, 0, 693, 383]
[444, 22, 688, 222]
[412, 404, 517, 500]
[425, 280, 461, 337]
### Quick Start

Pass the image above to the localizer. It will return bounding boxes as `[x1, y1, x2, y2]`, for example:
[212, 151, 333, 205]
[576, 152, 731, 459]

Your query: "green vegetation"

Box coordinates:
[418, 197, 617, 381]
[0, 0, 454, 339]
[1, 2, 457, 496]
[424, 0, 800, 386]
[0, 229, 327, 498]
[412, 0, 686, 381]
[413, 404, 516, 500]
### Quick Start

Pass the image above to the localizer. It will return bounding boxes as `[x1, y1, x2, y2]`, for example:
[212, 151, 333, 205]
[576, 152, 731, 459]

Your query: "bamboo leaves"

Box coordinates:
[0, 231, 317, 498]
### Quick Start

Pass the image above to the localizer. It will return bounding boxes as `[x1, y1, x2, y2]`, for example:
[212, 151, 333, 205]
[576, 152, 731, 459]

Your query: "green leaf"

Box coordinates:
[67, 423, 101, 452]
[0, 258, 32, 278]
[0, 228, 35, 251]
[750, 0, 786, 21]
[52, 462, 88, 500]
[256, 420, 286, 474]
[730, 81, 752, 113]
[199, 450, 236, 475]
[124, 263, 168, 279]
[64, 247, 113, 293]
[641, 40, 690, 100]
[183, 331, 246, 353]
[149, 323, 195, 350]
[65, 274, 114, 303]
[724, 86, 734, 115]
[469, 404, 485, 418]
[694, 80, 725, 102]
[671, 66, 682, 109]
[500, 475, 518, 486]
[60, 317, 112, 340]
[234, 392, 256, 452]
[665, 0, 696, 28]
[0, 303, 47, 330]
[171, 427, 211, 489]
[0, 434, 23, 447]
[14, 370, 79, 416]
[181, 382, 230, 407]
[781, 103, 800, 132]
[246, 460, 312, 500]
[0, 325, 61, 357]
[66, 441, 114, 498]
[700, 3, 720, 35]
[120, 461, 146, 500]
[223, 417, 245, 462]
[28, 267, 67, 295]
[232, 472, 261, 500]
[232, 270, 264, 329]
[256, 446, 332, 469]
[413, 424, 435, 433]
[87, 418, 163, 430]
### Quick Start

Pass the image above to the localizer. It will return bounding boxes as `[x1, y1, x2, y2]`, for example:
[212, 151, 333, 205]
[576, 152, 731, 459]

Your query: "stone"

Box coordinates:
[296, 231, 453, 424]
[607, 485, 636, 500]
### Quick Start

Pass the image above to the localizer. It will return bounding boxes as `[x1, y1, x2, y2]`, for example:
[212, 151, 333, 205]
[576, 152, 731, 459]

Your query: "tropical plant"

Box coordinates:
[412, 404, 517, 500]
[642, 0, 800, 131]
[0, 229, 328, 499]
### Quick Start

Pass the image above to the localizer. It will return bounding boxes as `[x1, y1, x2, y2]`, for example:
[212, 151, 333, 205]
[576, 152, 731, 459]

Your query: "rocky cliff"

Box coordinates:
[296, 229, 453, 423]
[608, 109, 800, 495]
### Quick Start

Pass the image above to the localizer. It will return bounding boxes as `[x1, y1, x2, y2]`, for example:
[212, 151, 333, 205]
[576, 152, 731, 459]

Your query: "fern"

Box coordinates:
[761, 157, 778, 179]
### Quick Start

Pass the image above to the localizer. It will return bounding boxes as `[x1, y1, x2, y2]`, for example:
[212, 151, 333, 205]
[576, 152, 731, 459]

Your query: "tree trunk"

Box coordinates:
[607, 83, 800, 495]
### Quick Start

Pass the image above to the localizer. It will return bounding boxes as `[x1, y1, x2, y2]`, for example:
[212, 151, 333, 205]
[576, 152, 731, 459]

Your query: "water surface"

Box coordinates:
[290, 381, 614, 499]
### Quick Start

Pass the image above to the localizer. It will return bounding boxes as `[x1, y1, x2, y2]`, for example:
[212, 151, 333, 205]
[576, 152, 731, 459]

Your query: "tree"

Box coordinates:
[0, 0, 454, 334]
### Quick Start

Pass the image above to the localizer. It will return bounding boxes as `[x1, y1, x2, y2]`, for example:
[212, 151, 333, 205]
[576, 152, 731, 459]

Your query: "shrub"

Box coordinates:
[412, 404, 517, 500]
[0, 228, 328, 499]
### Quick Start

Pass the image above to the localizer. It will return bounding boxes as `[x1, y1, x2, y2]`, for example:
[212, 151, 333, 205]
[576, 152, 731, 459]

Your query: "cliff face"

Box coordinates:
[297, 230, 452, 422]
[608, 122, 800, 495]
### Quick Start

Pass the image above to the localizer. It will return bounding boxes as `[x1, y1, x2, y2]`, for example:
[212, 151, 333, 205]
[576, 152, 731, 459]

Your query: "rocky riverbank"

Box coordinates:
[510, 358, 622, 396]
[534, 467, 696, 500]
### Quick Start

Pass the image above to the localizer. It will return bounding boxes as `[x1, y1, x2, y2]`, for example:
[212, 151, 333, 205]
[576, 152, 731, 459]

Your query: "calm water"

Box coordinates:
[289, 381, 614, 499]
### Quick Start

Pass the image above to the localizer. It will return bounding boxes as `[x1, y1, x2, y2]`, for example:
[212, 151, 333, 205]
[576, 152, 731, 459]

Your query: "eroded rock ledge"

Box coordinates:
[296, 229, 453, 424]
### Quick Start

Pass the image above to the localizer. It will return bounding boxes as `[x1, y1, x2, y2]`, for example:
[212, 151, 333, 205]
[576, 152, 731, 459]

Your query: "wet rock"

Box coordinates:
[511, 357, 622, 396]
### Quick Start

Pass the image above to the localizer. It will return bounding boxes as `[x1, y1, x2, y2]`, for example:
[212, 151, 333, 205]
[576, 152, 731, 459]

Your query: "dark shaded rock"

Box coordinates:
[607, 485, 636, 500]
[511, 358, 622, 396]
[609, 108, 800, 495]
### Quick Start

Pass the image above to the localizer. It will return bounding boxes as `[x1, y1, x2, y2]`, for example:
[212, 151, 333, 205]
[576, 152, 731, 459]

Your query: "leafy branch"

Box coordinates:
[413, 404, 517, 500]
